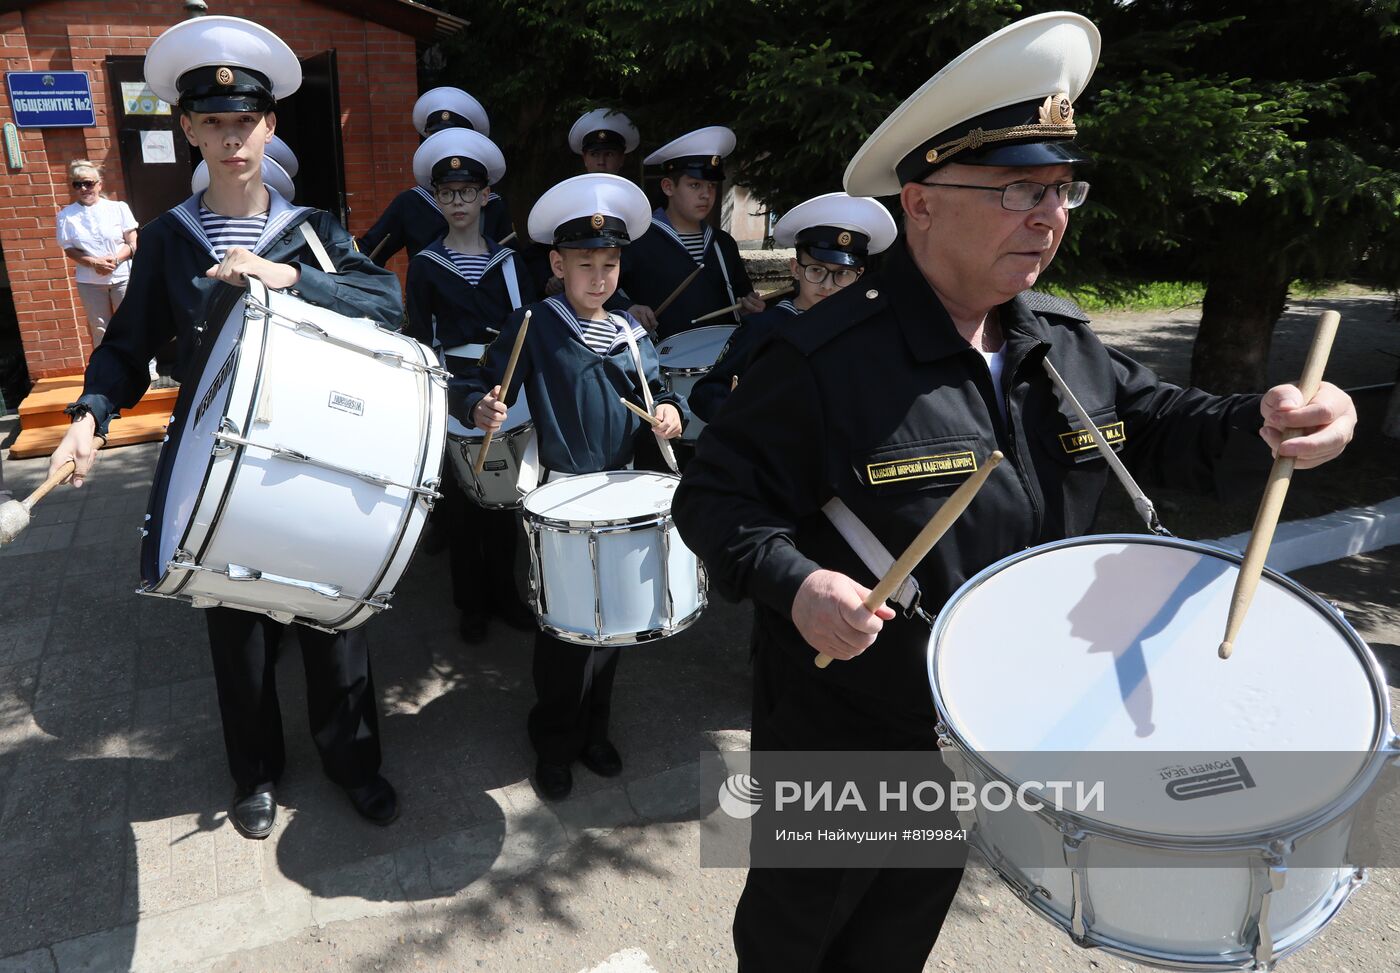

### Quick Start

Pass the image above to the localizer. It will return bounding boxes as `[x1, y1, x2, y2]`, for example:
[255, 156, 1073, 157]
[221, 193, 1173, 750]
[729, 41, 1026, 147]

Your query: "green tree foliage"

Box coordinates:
[432, 0, 1400, 390]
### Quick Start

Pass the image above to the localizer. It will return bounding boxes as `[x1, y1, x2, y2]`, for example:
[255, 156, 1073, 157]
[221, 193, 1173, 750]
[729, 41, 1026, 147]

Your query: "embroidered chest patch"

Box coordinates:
[866, 450, 978, 485]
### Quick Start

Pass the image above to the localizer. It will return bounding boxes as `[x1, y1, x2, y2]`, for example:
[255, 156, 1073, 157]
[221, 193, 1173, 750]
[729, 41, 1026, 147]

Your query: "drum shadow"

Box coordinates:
[1061, 550, 1228, 741]
[241, 455, 407, 517]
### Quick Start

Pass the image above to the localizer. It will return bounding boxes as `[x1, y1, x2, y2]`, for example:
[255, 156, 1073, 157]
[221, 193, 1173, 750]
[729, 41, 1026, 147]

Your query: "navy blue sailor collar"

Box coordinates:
[170, 187, 314, 263]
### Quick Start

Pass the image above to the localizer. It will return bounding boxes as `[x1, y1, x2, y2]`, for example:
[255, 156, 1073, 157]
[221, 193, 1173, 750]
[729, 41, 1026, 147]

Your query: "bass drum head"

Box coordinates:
[140, 288, 249, 587]
[658, 326, 736, 372]
[523, 470, 678, 526]
[928, 535, 1386, 838]
[446, 391, 532, 442]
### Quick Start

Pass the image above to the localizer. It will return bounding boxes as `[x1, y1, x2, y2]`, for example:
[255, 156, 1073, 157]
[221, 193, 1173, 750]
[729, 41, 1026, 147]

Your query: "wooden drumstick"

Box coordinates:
[816, 451, 1004, 669]
[653, 263, 704, 318]
[619, 397, 661, 427]
[497, 231, 517, 247]
[367, 235, 391, 263]
[730, 375, 738, 391]
[472, 310, 532, 476]
[690, 283, 796, 325]
[1219, 310, 1340, 659]
[0, 460, 76, 547]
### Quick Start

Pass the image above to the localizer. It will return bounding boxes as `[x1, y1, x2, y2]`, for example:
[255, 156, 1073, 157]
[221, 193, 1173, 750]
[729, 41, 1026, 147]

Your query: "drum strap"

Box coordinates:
[709, 238, 740, 324]
[501, 253, 522, 311]
[821, 498, 923, 615]
[615, 314, 678, 473]
[1041, 358, 1171, 536]
[298, 222, 338, 274]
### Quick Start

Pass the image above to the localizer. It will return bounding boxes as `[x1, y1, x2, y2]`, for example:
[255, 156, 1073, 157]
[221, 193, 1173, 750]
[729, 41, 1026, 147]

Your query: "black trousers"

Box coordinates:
[439, 473, 522, 615]
[527, 630, 620, 763]
[733, 631, 965, 973]
[205, 606, 382, 793]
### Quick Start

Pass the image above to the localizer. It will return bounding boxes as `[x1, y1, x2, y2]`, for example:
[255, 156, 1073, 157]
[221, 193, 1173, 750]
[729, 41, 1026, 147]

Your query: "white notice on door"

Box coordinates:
[140, 130, 175, 164]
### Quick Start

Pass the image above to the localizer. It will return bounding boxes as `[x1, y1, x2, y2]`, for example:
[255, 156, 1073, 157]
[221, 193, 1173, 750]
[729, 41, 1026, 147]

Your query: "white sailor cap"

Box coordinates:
[265, 135, 299, 179]
[773, 193, 897, 268]
[845, 12, 1100, 196]
[413, 128, 506, 188]
[192, 157, 295, 200]
[412, 87, 490, 137]
[145, 16, 301, 114]
[569, 109, 640, 155]
[643, 126, 736, 181]
[527, 173, 651, 249]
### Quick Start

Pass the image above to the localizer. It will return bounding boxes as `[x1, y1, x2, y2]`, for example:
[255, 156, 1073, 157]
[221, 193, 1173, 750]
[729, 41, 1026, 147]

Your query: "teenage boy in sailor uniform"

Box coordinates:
[48, 16, 404, 840]
[453, 174, 689, 800]
[405, 127, 537, 642]
[615, 126, 764, 338]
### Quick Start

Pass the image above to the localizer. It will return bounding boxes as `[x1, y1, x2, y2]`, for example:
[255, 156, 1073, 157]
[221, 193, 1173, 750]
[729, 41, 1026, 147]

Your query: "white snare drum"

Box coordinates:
[522, 471, 706, 645]
[927, 534, 1393, 971]
[447, 396, 534, 509]
[658, 325, 735, 441]
[139, 277, 447, 631]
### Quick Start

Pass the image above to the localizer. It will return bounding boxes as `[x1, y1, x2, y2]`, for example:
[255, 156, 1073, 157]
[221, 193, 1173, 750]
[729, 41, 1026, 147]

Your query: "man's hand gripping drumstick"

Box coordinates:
[803, 452, 1004, 669]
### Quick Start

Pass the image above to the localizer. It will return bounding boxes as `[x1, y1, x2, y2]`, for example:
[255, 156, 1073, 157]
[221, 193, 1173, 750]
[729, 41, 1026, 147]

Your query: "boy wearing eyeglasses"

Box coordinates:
[405, 128, 538, 642]
[688, 193, 897, 423]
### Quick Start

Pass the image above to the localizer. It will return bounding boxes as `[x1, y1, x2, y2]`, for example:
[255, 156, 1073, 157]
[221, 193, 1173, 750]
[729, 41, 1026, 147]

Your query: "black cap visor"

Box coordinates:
[553, 214, 632, 249]
[801, 246, 864, 268]
[960, 139, 1092, 169]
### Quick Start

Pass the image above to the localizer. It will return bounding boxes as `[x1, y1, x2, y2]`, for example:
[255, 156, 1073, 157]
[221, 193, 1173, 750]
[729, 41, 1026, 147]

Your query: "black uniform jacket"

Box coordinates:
[688, 299, 800, 423]
[672, 240, 1272, 723]
[78, 190, 403, 434]
[617, 210, 753, 339]
[359, 186, 513, 266]
[405, 239, 538, 349]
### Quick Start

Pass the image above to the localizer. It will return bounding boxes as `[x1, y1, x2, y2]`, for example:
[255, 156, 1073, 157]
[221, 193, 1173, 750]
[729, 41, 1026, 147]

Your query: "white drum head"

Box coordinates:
[658, 326, 736, 371]
[447, 393, 532, 441]
[929, 536, 1385, 837]
[157, 294, 249, 573]
[523, 471, 678, 524]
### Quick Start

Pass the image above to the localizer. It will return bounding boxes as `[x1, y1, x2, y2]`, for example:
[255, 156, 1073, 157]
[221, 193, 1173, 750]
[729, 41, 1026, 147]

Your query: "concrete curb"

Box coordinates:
[1206, 496, 1400, 573]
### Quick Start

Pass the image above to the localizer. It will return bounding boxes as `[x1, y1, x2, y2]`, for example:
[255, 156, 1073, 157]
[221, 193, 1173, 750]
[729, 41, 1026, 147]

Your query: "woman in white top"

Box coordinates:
[56, 159, 139, 352]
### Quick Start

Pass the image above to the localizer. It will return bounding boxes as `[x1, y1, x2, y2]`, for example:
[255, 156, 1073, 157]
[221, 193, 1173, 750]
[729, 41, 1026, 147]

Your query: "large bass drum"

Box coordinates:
[927, 534, 1394, 971]
[139, 276, 447, 631]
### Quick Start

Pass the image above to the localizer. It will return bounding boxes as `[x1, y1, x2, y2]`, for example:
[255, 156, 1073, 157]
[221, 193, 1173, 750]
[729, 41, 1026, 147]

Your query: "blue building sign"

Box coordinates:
[5, 71, 96, 128]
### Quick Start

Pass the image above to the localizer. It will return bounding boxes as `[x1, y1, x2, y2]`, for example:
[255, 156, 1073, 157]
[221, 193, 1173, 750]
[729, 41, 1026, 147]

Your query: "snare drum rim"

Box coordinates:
[926, 533, 1395, 850]
[521, 471, 683, 530]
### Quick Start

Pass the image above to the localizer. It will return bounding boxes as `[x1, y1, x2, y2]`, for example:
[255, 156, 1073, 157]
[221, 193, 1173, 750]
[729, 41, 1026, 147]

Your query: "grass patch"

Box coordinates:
[1041, 279, 1364, 313]
[1040, 280, 1205, 313]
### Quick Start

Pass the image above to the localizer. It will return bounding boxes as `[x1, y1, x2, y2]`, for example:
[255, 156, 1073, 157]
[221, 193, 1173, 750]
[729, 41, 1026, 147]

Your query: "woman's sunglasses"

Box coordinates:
[71, 180, 97, 190]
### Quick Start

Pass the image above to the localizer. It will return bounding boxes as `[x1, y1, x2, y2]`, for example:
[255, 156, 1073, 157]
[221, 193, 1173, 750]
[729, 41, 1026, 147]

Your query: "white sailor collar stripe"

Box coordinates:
[649, 214, 712, 264]
[173, 189, 313, 261]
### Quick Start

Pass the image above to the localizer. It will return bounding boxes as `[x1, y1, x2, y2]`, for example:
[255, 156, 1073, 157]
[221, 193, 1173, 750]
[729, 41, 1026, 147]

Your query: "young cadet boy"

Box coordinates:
[689, 192, 896, 423]
[616, 126, 764, 338]
[47, 16, 403, 840]
[528, 109, 643, 298]
[453, 174, 689, 800]
[405, 127, 537, 641]
[360, 87, 513, 265]
[570, 108, 639, 175]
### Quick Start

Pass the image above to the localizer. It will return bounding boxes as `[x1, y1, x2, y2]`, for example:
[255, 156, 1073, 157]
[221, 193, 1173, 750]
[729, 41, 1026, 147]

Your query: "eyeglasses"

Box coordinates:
[71, 180, 97, 190]
[434, 185, 483, 204]
[796, 260, 862, 288]
[917, 180, 1090, 211]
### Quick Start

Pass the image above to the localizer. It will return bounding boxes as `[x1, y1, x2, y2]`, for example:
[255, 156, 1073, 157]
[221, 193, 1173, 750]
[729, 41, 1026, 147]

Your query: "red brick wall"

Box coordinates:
[0, 1, 420, 381]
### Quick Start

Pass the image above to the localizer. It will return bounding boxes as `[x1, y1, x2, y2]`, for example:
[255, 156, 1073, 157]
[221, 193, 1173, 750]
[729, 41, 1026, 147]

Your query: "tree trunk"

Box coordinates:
[1191, 251, 1290, 394]
[1383, 359, 1400, 441]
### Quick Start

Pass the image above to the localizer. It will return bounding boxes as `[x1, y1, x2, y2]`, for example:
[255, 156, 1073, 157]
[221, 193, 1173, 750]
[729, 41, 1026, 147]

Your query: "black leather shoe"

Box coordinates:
[230, 788, 276, 840]
[345, 775, 399, 826]
[495, 598, 537, 632]
[580, 740, 623, 777]
[534, 759, 573, 800]
[459, 610, 489, 644]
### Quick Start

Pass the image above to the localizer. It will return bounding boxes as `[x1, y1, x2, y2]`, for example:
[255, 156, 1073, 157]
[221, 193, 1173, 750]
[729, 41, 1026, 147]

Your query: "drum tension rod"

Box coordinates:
[213, 430, 442, 499]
